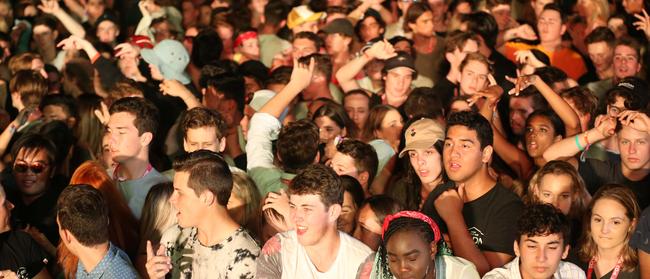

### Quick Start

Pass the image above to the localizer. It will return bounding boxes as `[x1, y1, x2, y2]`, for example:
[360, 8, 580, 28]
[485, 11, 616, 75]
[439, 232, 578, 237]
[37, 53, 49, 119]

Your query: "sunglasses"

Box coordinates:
[13, 163, 48, 174]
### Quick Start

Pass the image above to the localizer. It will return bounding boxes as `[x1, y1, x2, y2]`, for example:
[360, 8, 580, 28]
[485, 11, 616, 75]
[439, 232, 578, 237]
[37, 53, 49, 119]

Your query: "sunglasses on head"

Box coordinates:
[13, 163, 47, 174]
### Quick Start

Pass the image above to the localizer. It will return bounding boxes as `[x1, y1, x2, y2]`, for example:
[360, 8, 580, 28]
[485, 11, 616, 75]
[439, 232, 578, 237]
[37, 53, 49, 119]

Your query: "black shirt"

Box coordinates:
[578, 158, 650, 209]
[421, 181, 457, 234]
[462, 183, 523, 255]
[0, 230, 48, 277]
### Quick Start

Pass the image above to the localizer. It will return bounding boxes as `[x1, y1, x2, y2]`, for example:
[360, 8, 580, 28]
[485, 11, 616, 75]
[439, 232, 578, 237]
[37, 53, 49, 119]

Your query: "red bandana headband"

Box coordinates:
[381, 211, 441, 243]
[234, 31, 258, 48]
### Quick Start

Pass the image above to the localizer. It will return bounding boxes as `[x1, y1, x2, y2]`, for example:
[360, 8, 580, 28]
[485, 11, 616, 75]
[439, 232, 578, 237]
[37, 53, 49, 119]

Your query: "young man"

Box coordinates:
[39, 94, 78, 128]
[146, 150, 260, 278]
[429, 111, 523, 275]
[57, 185, 138, 278]
[502, 4, 587, 80]
[543, 110, 650, 209]
[107, 97, 169, 219]
[483, 204, 586, 279]
[323, 18, 355, 78]
[259, 1, 290, 67]
[329, 139, 378, 197]
[246, 59, 320, 196]
[291, 31, 323, 61]
[257, 164, 372, 277]
[583, 27, 616, 82]
[10, 70, 47, 114]
[287, 5, 323, 35]
[589, 36, 644, 108]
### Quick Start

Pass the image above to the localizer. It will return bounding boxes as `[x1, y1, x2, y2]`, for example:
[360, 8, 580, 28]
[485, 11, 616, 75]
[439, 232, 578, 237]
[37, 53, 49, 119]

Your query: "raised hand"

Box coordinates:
[114, 43, 141, 59]
[93, 101, 110, 125]
[618, 110, 650, 132]
[505, 74, 537, 96]
[364, 40, 396, 60]
[594, 114, 617, 138]
[38, 0, 62, 15]
[145, 241, 172, 279]
[512, 24, 538, 41]
[138, 0, 151, 17]
[57, 36, 87, 51]
[160, 79, 191, 98]
[514, 49, 545, 68]
[633, 9, 650, 40]
[467, 83, 504, 107]
[288, 57, 316, 92]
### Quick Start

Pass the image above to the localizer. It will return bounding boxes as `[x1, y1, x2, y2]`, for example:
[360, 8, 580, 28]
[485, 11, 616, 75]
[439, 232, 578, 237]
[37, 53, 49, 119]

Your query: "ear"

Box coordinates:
[358, 171, 370, 188]
[481, 145, 493, 163]
[408, 22, 416, 33]
[183, 138, 190, 151]
[553, 134, 562, 143]
[279, 20, 287, 28]
[560, 24, 567, 35]
[561, 244, 569, 259]
[218, 137, 226, 153]
[139, 131, 153, 147]
[313, 150, 321, 164]
[66, 117, 77, 128]
[200, 190, 216, 206]
[328, 203, 342, 223]
[514, 240, 521, 257]
[115, 29, 120, 37]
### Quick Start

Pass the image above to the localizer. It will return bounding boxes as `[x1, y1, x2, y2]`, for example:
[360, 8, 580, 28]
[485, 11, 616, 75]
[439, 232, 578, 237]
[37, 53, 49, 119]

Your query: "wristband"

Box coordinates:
[574, 135, 584, 151]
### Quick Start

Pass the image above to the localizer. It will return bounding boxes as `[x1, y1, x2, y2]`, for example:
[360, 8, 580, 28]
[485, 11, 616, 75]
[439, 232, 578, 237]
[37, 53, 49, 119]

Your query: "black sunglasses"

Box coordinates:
[14, 163, 48, 174]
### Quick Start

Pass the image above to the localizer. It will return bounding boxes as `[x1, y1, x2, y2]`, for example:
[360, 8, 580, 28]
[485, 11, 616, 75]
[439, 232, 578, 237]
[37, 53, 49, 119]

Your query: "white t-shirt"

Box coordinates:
[257, 230, 373, 279]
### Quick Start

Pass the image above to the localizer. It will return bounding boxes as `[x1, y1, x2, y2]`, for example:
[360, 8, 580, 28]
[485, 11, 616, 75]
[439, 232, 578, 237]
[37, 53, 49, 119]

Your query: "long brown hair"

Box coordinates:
[58, 161, 140, 278]
[578, 184, 640, 271]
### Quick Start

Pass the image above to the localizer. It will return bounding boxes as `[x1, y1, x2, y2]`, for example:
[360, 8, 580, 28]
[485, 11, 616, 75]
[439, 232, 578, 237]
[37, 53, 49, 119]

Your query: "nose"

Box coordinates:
[536, 246, 547, 262]
[600, 222, 610, 234]
[169, 191, 178, 205]
[398, 260, 410, 273]
[628, 143, 637, 154]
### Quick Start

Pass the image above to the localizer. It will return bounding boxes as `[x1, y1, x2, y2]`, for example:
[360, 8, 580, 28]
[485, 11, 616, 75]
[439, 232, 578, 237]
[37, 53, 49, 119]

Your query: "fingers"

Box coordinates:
[488, 74, 497, 86]
[146, 240, 154, 260]
[156, 242, 167, 256]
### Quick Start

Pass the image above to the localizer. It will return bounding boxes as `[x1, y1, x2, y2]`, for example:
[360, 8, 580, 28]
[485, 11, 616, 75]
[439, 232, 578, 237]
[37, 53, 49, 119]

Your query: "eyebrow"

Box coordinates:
[387, 249, 420, 257]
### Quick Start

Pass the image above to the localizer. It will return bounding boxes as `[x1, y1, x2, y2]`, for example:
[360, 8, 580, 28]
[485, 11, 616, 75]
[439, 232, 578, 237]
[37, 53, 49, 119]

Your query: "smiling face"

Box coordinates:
[13, 148, 52, 200]
[590, 198, 634, 252]
[443, 125, 490, 183]
[290, 193, 337, 247]
[408, 147, 443, 187]
[613, 45, 641, 80]
[384, 67, 414, 98]
[386, 229, 435, 279]
[536, 173, 574, 215]
[515, 233, 568, 279]
[525, 115, 561, 159]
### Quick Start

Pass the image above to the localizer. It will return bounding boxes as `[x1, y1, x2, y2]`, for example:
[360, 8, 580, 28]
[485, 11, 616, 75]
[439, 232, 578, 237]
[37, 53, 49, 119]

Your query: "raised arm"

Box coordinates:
[335, 40, 395, 92]
[471, 83, 533, 179]
[529, 75, 581, 136]
[260, 58, 315, 118]
[543, 114, 616, 161]
[38, 0, 86, 38]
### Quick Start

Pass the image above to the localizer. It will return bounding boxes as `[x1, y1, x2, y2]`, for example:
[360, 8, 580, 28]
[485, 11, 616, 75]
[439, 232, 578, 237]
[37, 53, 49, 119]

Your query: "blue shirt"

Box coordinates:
[76, 242, 139, 279]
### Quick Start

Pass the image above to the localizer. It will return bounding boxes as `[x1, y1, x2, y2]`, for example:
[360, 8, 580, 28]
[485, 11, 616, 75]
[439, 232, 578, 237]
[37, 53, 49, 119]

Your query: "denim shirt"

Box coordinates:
[76, 242, 139, 279]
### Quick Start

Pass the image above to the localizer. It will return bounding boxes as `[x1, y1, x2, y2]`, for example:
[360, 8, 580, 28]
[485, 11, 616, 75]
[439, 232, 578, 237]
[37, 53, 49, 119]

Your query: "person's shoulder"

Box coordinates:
[228, 227, 261, 252]
[481, 258, 518, 279]
[107, 244, 139, 276]
[340, 231, 373, 257]
[556, 260, 587, 279]
[437, 255, 480, 278]
[492, 183, 524, 204]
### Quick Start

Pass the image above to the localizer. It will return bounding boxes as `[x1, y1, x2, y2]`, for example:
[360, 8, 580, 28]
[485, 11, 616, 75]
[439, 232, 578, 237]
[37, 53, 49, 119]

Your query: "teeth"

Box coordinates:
[297, 226, 307, 230]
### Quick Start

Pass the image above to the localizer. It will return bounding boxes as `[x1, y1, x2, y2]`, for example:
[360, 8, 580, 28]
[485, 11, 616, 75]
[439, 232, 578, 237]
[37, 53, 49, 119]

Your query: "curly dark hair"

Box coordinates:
[517, 203, 570, 245]
[289, 164, 343, 208]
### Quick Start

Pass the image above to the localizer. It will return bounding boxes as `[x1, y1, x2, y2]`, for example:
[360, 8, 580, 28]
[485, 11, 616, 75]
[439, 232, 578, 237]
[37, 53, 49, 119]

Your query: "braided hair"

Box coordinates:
[376, 217, 437, 278]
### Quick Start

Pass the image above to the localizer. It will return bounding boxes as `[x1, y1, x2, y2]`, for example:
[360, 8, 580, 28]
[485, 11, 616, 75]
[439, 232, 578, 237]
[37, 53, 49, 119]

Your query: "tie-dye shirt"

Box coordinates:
[160, 226, 260, 279]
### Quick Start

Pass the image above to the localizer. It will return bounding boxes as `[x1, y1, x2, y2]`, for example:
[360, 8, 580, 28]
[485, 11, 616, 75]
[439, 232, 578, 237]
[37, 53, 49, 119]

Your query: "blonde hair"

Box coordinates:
[584, 0, 609, 25]
[578, 184, 640, 271]
[139, 182, 176, 251]
[230, 172, 261, 238]
[526, 160, 591, 220]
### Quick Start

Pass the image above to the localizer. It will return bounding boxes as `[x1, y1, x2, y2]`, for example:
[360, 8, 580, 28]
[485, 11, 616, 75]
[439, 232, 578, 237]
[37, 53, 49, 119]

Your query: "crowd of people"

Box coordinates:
[0, 0, 649, 278]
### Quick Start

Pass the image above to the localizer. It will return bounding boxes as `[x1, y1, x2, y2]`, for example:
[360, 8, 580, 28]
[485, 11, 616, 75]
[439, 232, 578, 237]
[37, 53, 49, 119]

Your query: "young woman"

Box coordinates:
[526, 160, 591, 245]
[368, 211, 480, 279]
[343, 90, 373, 141]
[524, 109, 567, 167]
[227, 172, 261, 240]
[579, 184, 641, 278]
[312, 102, 356, 161]
[338, 175, 365, 235]
[364, 105, 404, 152]
[135, 182, 176, 276]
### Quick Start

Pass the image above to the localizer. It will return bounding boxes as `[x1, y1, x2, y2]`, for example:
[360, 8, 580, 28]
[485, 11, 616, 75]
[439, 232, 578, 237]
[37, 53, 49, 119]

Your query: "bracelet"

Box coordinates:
[574, 135, 584, 151]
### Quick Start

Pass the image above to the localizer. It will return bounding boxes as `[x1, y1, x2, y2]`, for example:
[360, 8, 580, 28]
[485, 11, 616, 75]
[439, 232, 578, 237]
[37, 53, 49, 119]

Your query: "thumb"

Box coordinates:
[156, 242, 167, 256]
